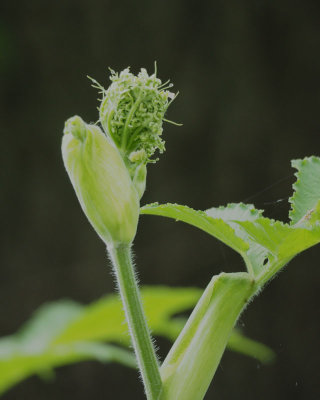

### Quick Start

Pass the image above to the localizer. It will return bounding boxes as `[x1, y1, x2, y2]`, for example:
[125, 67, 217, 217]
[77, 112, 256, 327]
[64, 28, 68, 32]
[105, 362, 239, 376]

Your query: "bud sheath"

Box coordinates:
[62, 116, 139, 245]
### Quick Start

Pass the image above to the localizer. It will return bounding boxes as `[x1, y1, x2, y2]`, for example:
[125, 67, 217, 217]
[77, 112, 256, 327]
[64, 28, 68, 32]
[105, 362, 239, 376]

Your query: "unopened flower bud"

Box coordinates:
[62, 116, 139, 244]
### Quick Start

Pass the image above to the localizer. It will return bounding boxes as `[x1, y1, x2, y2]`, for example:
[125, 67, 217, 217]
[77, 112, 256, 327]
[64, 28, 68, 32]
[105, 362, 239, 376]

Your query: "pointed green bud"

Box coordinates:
[62, 116, 139, 245]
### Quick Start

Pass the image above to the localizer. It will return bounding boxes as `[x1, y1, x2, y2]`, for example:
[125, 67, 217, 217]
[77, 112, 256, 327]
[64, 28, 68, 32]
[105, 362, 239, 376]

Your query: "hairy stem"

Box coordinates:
[108, 242, 162, 400]
[256, 257, 293, 287]
[160, 272, 257, 400]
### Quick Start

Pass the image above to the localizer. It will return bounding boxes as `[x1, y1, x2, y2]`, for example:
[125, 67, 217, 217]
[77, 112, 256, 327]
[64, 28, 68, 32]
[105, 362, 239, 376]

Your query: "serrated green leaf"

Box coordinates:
[205, 203, 263, 222]
[289, 156, 320, 225]
[206, 203, 268, 276]
[141, 203, 249, 255]
[142, 203, 269, 277]
[237, 218, 320, 260]
[305, 200, 320, 225]
[141, 200, 320, 281]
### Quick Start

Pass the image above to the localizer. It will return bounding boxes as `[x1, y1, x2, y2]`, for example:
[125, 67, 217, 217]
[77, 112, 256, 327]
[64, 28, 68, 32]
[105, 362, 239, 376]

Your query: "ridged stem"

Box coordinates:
[159, 272, 257, 400]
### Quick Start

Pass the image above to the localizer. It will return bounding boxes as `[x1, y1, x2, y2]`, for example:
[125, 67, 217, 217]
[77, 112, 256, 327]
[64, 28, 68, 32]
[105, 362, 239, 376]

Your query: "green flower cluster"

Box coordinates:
[97, 67, 176, 167]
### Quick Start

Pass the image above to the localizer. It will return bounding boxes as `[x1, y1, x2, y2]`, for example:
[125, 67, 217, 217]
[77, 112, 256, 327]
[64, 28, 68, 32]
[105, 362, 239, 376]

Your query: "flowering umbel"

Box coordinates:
[94, 67, 176, 173]
[62, 67, 177, 245]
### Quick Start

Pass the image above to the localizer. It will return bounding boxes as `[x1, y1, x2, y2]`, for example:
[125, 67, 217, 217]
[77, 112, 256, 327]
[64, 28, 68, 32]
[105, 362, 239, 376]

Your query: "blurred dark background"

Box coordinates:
[1, 0, 320, 399]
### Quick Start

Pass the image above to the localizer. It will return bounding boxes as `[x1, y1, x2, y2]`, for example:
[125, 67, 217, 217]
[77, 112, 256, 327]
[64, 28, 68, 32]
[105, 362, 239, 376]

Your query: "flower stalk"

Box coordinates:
[62, 66, 177, 399]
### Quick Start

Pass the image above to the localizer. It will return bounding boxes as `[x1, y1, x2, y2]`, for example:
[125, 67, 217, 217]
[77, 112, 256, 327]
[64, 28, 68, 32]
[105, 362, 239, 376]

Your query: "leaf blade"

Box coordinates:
[206, 203, 268, 276]
[141, 203, 249, 254]
[289, 156, 320, 225]
[238, 218, 320, 259]
[0, 286, 273, 395]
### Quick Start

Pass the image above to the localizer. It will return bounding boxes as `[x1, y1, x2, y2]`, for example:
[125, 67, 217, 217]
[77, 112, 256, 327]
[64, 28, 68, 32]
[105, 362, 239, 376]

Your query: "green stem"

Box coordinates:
[160, 272, 257, 400]
[108, 242, 162, 400]
[243, 253, 255, 277]
[256, 257, 293, 287]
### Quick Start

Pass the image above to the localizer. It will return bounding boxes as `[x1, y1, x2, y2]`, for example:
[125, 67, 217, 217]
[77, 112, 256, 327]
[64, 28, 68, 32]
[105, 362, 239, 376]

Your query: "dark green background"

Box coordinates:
[1, 1, 319, 399]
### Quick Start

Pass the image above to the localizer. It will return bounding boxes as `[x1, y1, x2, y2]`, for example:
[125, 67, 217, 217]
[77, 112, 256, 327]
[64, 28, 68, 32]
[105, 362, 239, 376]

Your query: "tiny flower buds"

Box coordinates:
[90, 66, 178, 181]
[62, 116, 139, 245]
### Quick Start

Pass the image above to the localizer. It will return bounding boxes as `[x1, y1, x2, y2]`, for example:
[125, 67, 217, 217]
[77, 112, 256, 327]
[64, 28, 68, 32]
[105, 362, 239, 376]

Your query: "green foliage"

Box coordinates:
[0, 300, 135, 395]
[141, 202, 266, 276]
[237, 218, 320, 259]
[141, 203, 250, 254]
[204, 203, 267, 277]
[140, 157, 320, 398]
[141, 157, 320, 283]
[289, 156, 320, 225]
[0, 287, 273, 396]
